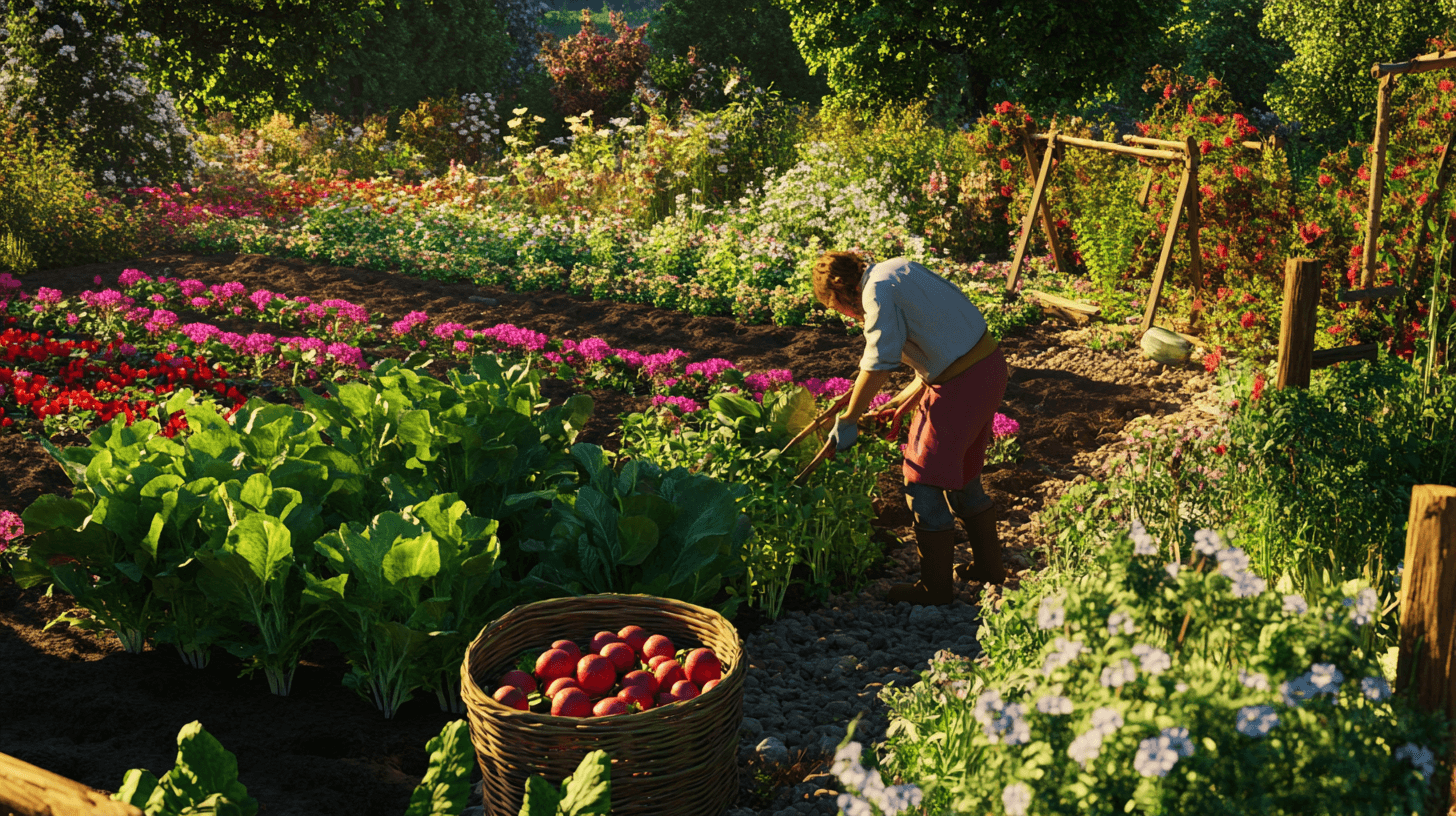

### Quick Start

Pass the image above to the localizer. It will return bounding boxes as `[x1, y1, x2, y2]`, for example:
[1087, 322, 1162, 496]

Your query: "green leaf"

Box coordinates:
[21, 494, 90, 532]
[404, 721, 475, 816]
[557, 750, 611, 815]
[220, 514, 293, 587]
[616, 516, 659, 567]
[382, 533, 442, 586]
[113, 768, 160, 809]
[146, 721, 258, 816]
[519, 776, 564, 815]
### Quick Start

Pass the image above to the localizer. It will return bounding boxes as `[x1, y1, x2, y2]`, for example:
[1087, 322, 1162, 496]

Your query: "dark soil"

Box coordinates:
[0, 253, 1202, 815]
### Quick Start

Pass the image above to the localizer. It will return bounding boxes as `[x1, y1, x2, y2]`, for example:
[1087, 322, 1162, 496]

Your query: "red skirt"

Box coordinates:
[902, 347, 1008, 488]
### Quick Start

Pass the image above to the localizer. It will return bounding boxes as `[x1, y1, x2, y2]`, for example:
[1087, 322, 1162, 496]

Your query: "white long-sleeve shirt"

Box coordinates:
[858, 257, 989, 381]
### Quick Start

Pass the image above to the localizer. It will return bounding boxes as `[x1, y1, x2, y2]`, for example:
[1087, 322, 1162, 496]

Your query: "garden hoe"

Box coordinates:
[782, 390, 853, 486]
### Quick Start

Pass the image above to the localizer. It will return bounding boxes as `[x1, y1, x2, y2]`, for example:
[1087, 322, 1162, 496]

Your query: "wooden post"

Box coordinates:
[1361, 73, 1396, 292]
[1395, 484, 1456, 811]
[1135, 165, 1157, 210]
[1414, 126, 1456, 263]
[1276, 257, 1321, 389]
[1186, 137, 1204, 329]
[1021, 133, 1069, 277]
[1140, 151, 1196, 334]
[0, 752, 144, 816]
[1006, 130, 1059, 292]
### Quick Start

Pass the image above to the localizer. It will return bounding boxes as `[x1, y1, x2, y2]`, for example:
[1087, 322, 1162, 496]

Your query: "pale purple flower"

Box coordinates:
[1394, 743, 1436, 777]
[1360, 677, 1391, 702]
[1107, 610, 1135, 636]
[1165, 562, 1181, 580]
[1130, 521, 1157, 555]
[1236, 705, 1279, 737]
[1089, 706, 1123, 736]
[1132, 644, 1171, 675]
[1100, 659, 1137, 688]
[1036, 597, 1064, 630]
[1282, 594, 1308, 615]
[1231, 570, 1267, 598]
[1308, 663, 1343, 694]
[1035, 695, 1073, 715]
[1192, 528, 1223, 556]
[1042, 637, 1084, 676]
[1134, 730, 1190, 777]
[1067, 730, 1103, 768]
[1345, 587, 1378, 626]
[1002, 782, 1032, 816]
[1239, 669, 1269, 691]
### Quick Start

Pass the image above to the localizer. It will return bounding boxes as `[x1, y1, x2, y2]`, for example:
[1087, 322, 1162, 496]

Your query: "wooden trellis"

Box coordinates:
[1004, 131, 1203, 335]
[1359, 49, 1456, 298]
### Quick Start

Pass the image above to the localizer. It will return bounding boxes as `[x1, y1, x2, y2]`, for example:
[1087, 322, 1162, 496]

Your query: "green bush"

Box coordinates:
[0, 118, 139, 271]
[647, 0, 827, 104]
[880, 528, 1448, 815]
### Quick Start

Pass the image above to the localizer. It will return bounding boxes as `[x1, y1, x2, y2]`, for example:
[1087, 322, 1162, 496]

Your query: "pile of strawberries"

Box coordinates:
[491, 625, 724, 718]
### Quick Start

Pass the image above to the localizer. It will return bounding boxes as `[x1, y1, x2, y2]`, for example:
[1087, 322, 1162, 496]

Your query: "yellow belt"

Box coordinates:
[926, 332, 999, 386]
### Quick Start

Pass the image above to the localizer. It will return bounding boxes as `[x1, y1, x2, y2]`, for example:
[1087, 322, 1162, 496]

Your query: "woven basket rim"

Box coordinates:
[462, 592, 743, 726]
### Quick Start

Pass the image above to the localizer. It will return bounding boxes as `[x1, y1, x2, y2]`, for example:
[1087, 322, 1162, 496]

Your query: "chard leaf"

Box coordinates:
[382, 534, 442, 587]
[616, 516, 658, 567]
[20, 494, 90, 532]
[223, 514, 293, 587]
[557, 750, 612, 815]
[113, 768, 159, 809]
[405, 720, 475, 816]
[146, 721, 258, 816]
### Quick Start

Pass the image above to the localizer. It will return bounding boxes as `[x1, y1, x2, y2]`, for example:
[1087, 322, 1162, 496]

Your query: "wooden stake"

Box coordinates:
[0, 752, 143, 816]
[1021, 133, 1068, 277]
[1135, 165, 1157, 210]
[1414, 126, 1456, 263]
[1006, 130, 1059, 292]
[1050, 134, 1181, 161]
[1395, 484, 1456, 810]
[1140, 152, 1195, 334]
[1276, 257, 1321, 389]
[1361, 74, 1396, 293]
[1186, 136, 1204, 328]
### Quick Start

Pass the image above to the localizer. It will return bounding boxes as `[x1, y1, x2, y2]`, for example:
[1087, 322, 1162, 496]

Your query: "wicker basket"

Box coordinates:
[461, 593, 745, 816]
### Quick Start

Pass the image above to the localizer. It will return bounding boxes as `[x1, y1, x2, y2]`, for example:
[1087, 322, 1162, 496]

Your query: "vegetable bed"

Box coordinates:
[0, 252, 1207, 816]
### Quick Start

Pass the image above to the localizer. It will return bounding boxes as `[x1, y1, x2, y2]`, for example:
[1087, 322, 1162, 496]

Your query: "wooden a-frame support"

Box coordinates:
[1005, 132, 1200, 335]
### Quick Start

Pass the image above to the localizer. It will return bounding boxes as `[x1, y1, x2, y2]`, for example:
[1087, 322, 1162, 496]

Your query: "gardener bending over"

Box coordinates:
[812, 251, 1008, 605]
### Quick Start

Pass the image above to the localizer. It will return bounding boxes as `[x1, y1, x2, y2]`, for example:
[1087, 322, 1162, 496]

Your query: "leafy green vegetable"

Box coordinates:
[518, 750, 611, 816]
[404, 720, 476, 816]
[113, 721, 258, 816]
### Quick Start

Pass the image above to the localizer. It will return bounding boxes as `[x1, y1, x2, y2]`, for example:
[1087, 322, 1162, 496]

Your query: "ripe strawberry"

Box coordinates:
[589, 631, 620, 654]
[620, 669, 658, 694]
[577, 654, 616, 696]
[684, 647, 722, 687]
[618, 684, 654, 711]
[493, 686, 528, 711]
[653, 659, 686, 690]
[617, 625, 649, 657]
[551, 687, 592, 717]
[702, 678, 721, 693]
[551, 640, 582, 661]
[642, 634, 676, 662]
[600, 642, 635, 673]
[535, 648, 575, 683]
[647, 654, 672, 671]
[545, 677, 580, 698]
[593, 697, 629, 717]
[670, 679, 700, 700]
[500, 669, 537, 695]
[656, 691, 678, 707]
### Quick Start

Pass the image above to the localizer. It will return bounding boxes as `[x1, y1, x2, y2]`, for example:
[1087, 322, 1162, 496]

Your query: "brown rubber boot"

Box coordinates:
[886, 527, 956, 606]
[954, 503, 1006, 584]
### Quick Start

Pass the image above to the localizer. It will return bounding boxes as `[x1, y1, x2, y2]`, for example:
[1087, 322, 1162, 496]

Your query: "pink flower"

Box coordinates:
[992, 413, 1020, 437]
[0, 509, 23, 546]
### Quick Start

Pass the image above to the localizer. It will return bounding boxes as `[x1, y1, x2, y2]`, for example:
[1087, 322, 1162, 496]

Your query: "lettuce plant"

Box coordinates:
[114, 721, 258, 816]
[519, 750, 611, 816]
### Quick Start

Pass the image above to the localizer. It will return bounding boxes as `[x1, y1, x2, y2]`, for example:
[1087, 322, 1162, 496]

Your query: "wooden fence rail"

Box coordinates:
[0, 751, 142, 816]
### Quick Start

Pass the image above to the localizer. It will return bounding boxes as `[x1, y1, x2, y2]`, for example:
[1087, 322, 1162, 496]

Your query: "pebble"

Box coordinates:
[755, 736, 790, 766]
[468, 295, 499, 305]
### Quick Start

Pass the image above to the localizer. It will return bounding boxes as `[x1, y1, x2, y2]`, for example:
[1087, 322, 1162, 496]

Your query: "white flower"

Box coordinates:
[1283, 594, 1309, 615]
[40, 24, 63, 42]
[1067, 730, 1103, 768]
[1165, 562, 1181, 580]
[1236, 704, 1279, 737]
[1231, 570, 1267, 598]
[1131, 644, 1172, 675]
[1035, 695, 1073, 715]
[1162, 726, 1195, 757]
[717, 164, 729, 173]
[1309, 663, 1344, 694]
[1036, 596, 1064, 629]
[1134, 734, 1183, 777]
[1002, 782, 1033, 816]
[1346, 587, 1378, 626]
[1215, 546, 1251, 574]
[1130, 520, 1156, 555]
[1394, 743, 1436, 777]
[1041, 637, 1084, 676]
[836, 793, 874, 816]
[1100, 659, 1137, 688]
[1355, 676, 1391, 702]
[1089, 706, 1124, 736]
[1193, 528, 1222, 555]
[1107, 610, 1135, 636]
[1239, 669, 1270, 691]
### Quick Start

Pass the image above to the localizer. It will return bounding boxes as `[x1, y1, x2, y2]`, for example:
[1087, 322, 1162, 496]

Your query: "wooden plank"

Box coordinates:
[1024, 289, 1100, 315]
[1276, 258, 1321, 389]
[1361, 74, 1396, 293]
[0, 752, 143, 816]
[1373, 50, 1456, 78]
[1395, 484, 1456, 809]
[1135, 165, 1157, 210]
[1006, 130, 1059, 293]
[1311, 343, 1380, 368]
[1140, 150, 1195, 334]
[1052, 134, 1182, 161]
[1337, 285, 1402, 303]
[1021, 133, 1069, 277]
[1122, 134, 1187, 151]
[1186, 136, 1204, 329]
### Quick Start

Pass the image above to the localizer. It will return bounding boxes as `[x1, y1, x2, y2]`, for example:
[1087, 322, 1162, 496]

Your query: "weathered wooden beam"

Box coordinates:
[1276, 258, 1321, 389]
[1136, 165, 1157, 210]
[1395, 484, 1456, 809]
[1122, 135, 1187, 151]
[1337, 285, 1402, 303]
[0, 752, 144, 816]
[1311, 343, 1380, 368]
[1053, 134, 1182, 161]
[1006, 130, 1060, 293]
[1361, 74, 1397, 293]
[1140, 145, 1196, 334]
[1373, 50, 1456, 78]
[1025, 289, 1099, 325]
[1021, 133, 1069, 277]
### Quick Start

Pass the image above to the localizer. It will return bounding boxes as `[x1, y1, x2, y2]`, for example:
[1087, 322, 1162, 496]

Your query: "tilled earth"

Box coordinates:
[0, 253, 1213, 815]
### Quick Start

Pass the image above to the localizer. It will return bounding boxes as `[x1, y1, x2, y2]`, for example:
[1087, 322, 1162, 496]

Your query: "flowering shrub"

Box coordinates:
[536, 10, 650, 119]
[0, 1, 197, 187]
[879, 527, 1446, 815]
[397, 92, 503, 170]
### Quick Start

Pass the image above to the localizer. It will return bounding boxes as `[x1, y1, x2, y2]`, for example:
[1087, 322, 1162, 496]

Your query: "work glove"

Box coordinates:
[828, 416, 859, 451]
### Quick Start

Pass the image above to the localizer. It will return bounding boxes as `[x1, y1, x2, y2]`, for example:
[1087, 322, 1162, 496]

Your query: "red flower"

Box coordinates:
[999, 185, 1014, 198]
[1240, 311, 1258, 329]
[1213, 444, 1227, 455]
[1441, 79, 1455, 92]
[1203, 349, 1222, 373]
[1318, 174, 1333, 186]
[1199, 139, 1213, 155]
[995, 101, 1016, 115]
[1298, 222, 1327, 245]
[1251, 372, 1266, 401]
[999, 158, 1013, 171]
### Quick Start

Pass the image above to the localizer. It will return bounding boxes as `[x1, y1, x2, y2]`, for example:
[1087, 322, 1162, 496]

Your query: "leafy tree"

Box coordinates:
[1259, 0, 1456, 143]
[648, 0, 827, 103]
[1162, 0, 1291, 110]
[298, 0, 513, 117]
[775, 0, 1179, 115]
